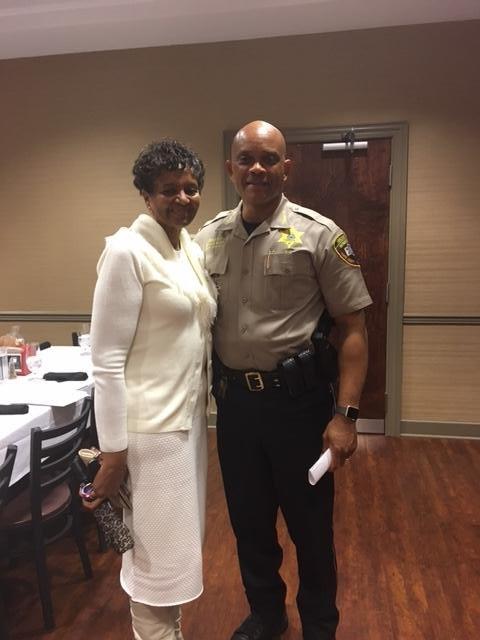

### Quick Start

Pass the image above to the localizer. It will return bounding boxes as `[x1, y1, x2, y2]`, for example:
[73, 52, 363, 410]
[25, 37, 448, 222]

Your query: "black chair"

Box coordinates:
[71, 332, 79, 346]
[81, 387, 107, 552]
[39, 341, 51, 350]
[0, 445, 17, 640]
[86, 387, 100, 450]
[0, 400, 93, 630]
[0, 446, 16, 509]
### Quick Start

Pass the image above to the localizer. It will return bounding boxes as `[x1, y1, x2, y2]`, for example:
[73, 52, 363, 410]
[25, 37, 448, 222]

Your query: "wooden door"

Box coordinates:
[284, 139, 391, 432]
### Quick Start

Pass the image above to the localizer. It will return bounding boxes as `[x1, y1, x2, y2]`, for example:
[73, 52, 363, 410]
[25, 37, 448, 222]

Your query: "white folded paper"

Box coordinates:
[308, 448, 332, 485]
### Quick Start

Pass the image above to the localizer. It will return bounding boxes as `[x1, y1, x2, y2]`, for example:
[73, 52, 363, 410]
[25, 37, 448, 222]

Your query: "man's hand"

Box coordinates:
[81, 449, 127, 511]
[322, 414, 358, 471]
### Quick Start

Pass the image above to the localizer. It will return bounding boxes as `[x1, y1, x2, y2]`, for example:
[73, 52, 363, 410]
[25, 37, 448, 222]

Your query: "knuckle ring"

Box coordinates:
[79, 482, 96, 501]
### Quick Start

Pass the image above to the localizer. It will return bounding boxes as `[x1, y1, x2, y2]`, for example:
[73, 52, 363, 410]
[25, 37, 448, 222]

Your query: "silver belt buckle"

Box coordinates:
[245, 371, 264, 391]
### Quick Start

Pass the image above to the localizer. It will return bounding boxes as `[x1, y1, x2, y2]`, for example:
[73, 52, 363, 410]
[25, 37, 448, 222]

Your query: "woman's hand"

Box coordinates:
[81, 449, 127, 511]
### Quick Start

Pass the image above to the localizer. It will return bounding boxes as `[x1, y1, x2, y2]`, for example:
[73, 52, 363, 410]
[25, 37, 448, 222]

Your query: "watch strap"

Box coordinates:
[335, 405, 359, 421]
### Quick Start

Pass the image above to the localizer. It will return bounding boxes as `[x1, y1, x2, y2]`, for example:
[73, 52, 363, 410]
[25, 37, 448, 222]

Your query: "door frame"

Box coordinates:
[223, 122, 409, 437]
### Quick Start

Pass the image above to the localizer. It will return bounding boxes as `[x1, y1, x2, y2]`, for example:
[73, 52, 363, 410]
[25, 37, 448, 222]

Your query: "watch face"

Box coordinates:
[346, 406, 359, 421]
[337, 405, 359, 421]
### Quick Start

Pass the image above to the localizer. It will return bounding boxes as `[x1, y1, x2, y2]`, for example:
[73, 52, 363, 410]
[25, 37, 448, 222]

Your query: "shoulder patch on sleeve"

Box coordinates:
[333, 232, 360, 268]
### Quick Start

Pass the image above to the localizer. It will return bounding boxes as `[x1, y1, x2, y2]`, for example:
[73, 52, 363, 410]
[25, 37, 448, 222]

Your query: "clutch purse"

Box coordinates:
[75, 447, 134, 554]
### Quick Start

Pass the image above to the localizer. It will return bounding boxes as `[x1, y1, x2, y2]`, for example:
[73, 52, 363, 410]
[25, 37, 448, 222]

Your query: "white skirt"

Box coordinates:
[120, 380, 208, 606]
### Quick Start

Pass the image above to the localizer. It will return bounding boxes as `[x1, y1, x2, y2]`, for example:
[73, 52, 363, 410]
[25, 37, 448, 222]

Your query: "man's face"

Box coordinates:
[227, 125, 291, 212]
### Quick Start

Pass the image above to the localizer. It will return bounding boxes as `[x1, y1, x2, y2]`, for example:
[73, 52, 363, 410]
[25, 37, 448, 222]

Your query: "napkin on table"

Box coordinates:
[43, 372, 88, 382]
[0, 404, 29, 415]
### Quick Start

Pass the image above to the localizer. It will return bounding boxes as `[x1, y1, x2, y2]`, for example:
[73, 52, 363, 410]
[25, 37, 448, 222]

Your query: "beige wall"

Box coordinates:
[402, 325, 480, 423]
[1, 21, 479, 427]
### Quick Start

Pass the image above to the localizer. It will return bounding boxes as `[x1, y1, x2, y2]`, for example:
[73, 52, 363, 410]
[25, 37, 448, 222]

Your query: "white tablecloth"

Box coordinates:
[38, 345, 93, 379]
[0, 346, 93, 484]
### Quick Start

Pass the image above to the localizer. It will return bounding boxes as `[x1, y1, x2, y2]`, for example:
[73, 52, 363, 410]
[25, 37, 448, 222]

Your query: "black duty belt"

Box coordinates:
[218, 366, 283, 392]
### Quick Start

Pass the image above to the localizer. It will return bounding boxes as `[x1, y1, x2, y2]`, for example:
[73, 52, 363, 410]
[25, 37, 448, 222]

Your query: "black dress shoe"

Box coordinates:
[231, 612, 288, 640]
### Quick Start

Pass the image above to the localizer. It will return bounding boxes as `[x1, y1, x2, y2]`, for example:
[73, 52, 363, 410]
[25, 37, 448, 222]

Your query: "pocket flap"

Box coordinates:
[206, 250, 229, 276]
[264, 251, 313, 276]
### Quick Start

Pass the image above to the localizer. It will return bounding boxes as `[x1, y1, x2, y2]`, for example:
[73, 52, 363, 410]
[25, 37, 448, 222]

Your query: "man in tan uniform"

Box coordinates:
[195, 121, 371, 640]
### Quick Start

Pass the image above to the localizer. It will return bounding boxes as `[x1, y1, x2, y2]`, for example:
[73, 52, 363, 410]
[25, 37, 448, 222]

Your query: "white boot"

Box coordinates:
[131, 600, 183, 640]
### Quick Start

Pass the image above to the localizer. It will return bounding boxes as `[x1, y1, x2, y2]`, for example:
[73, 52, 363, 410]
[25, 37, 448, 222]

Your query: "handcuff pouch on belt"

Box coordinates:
[279, 310, 338, 398]
[279, 349, 320, 398]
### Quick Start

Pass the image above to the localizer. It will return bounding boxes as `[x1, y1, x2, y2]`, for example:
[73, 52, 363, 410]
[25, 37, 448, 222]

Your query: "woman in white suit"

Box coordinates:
[85, 140, 216, 640]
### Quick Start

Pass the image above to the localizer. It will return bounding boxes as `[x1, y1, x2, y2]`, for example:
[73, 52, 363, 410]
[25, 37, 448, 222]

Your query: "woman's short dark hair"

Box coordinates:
[132, 139, 205, 195]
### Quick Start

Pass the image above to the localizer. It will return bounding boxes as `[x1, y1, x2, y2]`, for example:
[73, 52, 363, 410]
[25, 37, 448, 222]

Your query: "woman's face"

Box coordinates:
[143, 169, 201, 238]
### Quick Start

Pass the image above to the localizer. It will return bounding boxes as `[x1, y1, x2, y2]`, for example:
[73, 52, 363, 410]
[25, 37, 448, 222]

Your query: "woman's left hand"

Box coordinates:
[81, 449, 127, 511]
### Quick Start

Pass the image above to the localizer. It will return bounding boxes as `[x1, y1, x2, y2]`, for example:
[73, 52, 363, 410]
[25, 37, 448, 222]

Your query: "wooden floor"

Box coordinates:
[2, 431, 479, 639]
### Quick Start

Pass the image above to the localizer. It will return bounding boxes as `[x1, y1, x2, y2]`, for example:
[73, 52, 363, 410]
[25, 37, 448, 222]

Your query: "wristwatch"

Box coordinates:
[335, 405, 359, 422]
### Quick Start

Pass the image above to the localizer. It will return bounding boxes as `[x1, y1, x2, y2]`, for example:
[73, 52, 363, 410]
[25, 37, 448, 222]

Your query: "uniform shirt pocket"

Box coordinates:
[263, 250, 315, 310]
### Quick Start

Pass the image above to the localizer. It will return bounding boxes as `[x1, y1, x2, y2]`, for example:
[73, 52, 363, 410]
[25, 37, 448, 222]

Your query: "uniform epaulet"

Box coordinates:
[200, 210, 231, 229]
[291, 205, 336, 230]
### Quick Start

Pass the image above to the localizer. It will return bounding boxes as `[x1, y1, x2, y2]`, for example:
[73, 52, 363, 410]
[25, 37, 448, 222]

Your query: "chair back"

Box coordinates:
[86, 387, 100, 449]
[0, 445, 17, 509]
[71, 332, 79, 346]
[30, 398, 91, 519]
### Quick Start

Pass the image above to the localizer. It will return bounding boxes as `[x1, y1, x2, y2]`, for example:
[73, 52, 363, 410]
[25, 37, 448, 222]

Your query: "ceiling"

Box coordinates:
[1, 0, 479, 61]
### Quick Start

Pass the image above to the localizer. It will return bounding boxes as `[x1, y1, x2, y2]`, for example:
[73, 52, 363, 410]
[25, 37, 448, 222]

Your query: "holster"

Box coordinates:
[311, 310, 338, 385]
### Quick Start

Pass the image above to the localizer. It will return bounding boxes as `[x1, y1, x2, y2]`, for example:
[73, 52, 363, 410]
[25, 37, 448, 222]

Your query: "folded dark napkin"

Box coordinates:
[43, 372, 88, 382]
[0, 404, 29, 415]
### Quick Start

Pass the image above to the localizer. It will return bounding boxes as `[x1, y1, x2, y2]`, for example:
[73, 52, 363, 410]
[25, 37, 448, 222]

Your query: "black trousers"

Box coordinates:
[214, 378, 339, 639]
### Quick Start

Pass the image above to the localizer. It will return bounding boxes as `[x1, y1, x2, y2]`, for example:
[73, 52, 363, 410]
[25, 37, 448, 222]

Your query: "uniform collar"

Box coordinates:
[210, 207, 238, 232]
[229, 195, 292, 240]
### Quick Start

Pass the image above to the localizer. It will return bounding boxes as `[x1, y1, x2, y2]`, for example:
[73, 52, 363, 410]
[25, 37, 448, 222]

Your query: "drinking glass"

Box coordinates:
[26, 342, 43, 380]
[78, 323, 91, 355]
[0, 348, 8, 382]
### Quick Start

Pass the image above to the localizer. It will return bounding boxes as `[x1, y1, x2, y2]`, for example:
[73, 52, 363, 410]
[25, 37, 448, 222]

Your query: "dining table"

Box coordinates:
[0, 345, 93, 485]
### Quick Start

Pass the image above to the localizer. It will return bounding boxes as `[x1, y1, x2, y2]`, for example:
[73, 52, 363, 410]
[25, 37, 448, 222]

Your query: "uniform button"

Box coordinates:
[242, 268, 249, 275]
[241, 297, 248, 304]
[240, 326, 247, 334]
